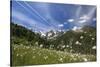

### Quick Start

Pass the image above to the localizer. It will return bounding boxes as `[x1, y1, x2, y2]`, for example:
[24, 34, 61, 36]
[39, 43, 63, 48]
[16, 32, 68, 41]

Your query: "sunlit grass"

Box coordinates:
[12, 44, 96, 66]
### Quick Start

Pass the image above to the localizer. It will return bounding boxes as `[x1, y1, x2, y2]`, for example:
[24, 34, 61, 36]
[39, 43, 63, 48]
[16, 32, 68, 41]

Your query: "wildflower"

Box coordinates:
[91, 38, 95, 40]
[32, 56, 36, 59]
[84, 32, 87, 33]
[70, 55, 74, 58]
[44, 56, 48, 60]
[75, 41, 82, 45]
[40, 44, 43, 48]
[92, 46, 96, 49]
[89, 34, 92, 36]
[59, 58, 63, 62]
[83, 58, 88, 61]
[62, 45, 65, 48]
[20, 44, 23, 46]
[66, 45, 69, 47]
[26, 46, 30, 49]
[80, 36, 84, 39]
[75, 41, 80, 44]
[35, 42, 38, 45]
[16, 54, 19, 56]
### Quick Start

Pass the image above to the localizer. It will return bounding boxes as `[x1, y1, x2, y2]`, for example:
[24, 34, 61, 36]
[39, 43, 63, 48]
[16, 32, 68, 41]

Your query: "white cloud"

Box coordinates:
[67, 19, 74, 22]
[58, 24, 64, 27]
[72, 26, 82, 31]
[79, 15, 90, 20]
[72, 26, 78, 31]
[78, 19, 87, 23]
[78, 15, 90, 24]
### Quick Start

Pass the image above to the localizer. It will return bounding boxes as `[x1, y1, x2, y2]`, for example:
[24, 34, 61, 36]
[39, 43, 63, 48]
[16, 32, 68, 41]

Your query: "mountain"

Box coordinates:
[11, 22, 49, 48]
[11, 23, 96, 55]
[51, 26, 96, 54]
[45, 30, 64, 40]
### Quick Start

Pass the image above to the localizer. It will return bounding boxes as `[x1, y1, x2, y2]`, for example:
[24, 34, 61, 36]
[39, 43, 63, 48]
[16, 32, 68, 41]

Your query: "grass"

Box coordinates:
[12, 44, 96, 66]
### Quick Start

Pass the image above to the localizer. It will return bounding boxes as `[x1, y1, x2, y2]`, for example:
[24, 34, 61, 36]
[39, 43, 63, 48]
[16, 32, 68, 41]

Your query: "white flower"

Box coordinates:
[83, 58, 88, 61]
[59, 58, 63, 62]
[80, 36, 84, 39]
[20, 44, 23, 46]
[66, 45, 69, 47]
[32, 56, 36, 59]
[26, 46, 30, 49]
[62, 45, 65, 48]
[91, 38, 95, 40]
[84, 32, 87, 33]
[40, 44, 43, 48]
[75, 41, 80, 44]
[89, 34, 92, 36]
[92, 46, 96, 49]
[44, 56, 48, 60]
[16, 54, 19, 56]
[75, 41, 82, 45]
[70, 55, 74, 58]
[35, 42, 38, 45]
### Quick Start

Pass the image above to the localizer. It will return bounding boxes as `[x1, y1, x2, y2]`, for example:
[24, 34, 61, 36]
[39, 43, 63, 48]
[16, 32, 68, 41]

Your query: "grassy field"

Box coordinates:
[12, 44, 96, 66]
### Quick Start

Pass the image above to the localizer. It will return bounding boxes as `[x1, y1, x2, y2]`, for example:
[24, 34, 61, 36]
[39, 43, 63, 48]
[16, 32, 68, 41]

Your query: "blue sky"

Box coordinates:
[11, 1, 96, 33]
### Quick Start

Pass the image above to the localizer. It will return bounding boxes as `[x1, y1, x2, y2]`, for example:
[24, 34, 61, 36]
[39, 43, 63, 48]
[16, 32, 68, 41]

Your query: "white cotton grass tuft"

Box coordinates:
[83, 58, 88, 62]
[92, 46, 96, 49]
[40, 44, 43, 48]
[91, 38, 95, 40]
[62, 45, 65, 48]
[16, 54, 19, 56]
[75, 41, 82, 45]
[89, 34, 92, 36]
[32, 56, 36, 59]
[44, 56, 48, 60]
[68, 19, 74, 22]
[59, 58, 63, 62]
[80, 36, 84, 39]
[84, 31, 87, 34]
[66, 45, 69, 48]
